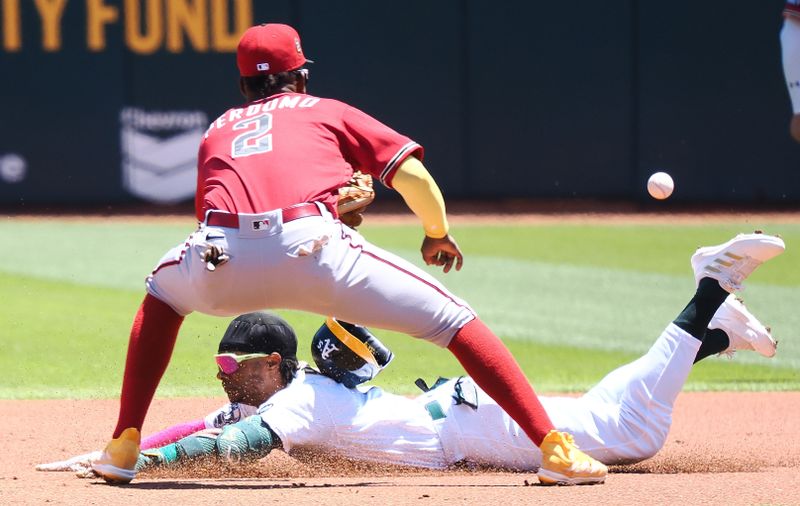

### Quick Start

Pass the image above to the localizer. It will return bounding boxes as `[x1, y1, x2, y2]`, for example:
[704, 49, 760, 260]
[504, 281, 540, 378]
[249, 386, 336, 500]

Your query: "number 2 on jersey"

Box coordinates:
[231, 114, 273, 158]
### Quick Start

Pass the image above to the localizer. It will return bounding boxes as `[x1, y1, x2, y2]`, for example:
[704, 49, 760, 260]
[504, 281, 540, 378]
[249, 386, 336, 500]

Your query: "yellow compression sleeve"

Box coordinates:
[391, 156, 449, 239]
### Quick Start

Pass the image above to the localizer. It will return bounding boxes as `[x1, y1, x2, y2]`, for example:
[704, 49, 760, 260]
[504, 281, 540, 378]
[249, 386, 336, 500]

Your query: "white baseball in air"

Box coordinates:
[647, 171, 674, 200]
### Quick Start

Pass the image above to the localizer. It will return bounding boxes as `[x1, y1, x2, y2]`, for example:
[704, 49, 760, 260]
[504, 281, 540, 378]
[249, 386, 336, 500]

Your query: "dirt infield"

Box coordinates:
[2, 393, 799, 505]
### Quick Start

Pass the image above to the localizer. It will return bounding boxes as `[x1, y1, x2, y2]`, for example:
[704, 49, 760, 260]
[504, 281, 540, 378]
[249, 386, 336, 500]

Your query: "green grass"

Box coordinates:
[1, 217, 798, 399]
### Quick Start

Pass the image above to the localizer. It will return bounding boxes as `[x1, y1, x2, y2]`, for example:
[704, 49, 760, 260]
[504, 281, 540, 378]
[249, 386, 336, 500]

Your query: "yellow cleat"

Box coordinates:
[537, 430, 607, 486]
[91, 428, 141, 484]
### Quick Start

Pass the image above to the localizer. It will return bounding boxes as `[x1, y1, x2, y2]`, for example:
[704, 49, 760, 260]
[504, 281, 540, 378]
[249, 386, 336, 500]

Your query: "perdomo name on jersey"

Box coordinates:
[205, 95, 321, 137]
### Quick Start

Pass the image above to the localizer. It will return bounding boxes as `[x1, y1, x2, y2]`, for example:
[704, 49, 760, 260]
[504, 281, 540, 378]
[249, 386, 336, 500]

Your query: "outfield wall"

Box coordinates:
[0, 0, 797, 207]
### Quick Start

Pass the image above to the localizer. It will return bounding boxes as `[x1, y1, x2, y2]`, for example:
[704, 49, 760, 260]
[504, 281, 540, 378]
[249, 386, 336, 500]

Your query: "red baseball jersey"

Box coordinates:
[195, 92, 423, 221]
[787, 0, 800, 18]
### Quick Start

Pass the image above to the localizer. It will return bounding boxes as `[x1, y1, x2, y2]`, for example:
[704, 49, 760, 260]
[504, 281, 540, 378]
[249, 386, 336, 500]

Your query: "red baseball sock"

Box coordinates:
[447, 318, 553, 446]
[112, 294, 184, 438]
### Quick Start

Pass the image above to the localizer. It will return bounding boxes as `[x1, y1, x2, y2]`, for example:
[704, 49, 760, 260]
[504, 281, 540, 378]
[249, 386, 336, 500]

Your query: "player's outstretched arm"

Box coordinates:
[140, 419, 207, 450]
[35, 451, 102, 474]
[137, 415, 281, 471]
[136, 429, 221, 471]
[392, 157, 463, 272]
[215, 415, 282, 462]
[35, 418, 207, 475]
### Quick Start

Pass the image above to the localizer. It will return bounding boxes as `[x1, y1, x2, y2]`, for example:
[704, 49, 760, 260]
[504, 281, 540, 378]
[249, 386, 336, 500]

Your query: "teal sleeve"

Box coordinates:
[135, 434, 217, 470]
[216, 415, 281, 462]
[134, 416, 281, 470]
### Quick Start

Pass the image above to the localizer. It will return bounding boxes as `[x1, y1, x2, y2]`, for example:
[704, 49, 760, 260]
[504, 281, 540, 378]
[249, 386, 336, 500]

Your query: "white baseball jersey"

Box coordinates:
[146, 204, 474, 348]
[782, 13, 800, 113]
[254, 323, 699, 469]
[203, 402, 259, 429]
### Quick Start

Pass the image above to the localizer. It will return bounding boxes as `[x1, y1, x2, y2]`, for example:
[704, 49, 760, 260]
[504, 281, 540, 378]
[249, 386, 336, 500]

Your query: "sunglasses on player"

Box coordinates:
[215, 352, 269, 375]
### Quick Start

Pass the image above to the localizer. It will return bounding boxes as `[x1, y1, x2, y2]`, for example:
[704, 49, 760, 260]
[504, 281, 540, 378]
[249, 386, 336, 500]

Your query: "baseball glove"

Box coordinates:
[337, 171, 375, 229]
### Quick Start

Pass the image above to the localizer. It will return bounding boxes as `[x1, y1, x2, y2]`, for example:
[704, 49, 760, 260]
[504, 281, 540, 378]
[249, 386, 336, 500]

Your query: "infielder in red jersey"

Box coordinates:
[783, 0, 800, 142]
[91, 23, 607, 486]
[196, 91, 418, 221]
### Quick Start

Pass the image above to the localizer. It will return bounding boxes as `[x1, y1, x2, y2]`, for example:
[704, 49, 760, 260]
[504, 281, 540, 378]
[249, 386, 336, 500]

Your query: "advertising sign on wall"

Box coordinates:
[0, 0, 254, 205]
[1, 1, 798, 206]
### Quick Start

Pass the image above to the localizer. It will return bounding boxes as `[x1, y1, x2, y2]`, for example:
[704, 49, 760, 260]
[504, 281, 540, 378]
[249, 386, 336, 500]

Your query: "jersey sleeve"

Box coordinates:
[203, 402, 259, 429]
[257, 380, 336, 452]
[337, 105, 424, 188]
[140, 419, 206, 450]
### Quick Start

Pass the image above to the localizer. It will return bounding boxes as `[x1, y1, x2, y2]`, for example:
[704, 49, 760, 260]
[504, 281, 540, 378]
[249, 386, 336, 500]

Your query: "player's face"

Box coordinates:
[216, 352, 280, 405]
[215, 352, 268, 375]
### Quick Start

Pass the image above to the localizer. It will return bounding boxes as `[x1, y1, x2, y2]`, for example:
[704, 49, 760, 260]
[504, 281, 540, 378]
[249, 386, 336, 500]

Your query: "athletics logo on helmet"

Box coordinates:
[237, 23, 313, 77]
[311, 318, 394, 388]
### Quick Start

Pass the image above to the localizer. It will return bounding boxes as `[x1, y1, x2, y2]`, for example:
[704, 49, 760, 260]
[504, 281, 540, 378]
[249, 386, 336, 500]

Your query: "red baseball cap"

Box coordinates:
[237, 23, 312, 77]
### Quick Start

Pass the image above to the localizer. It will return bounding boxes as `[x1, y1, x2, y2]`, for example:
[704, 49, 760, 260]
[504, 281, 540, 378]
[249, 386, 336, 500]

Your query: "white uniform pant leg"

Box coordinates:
[145, 227, 216, 316]
[146, 217, 287, 317]
[419, 378, 541, 471]
[782, 17, 800, 113]
[278, 220, 476, 347]
[548, 324, 701, 465]
[146, 214, 475, 346]
[421, 324, 701, 468]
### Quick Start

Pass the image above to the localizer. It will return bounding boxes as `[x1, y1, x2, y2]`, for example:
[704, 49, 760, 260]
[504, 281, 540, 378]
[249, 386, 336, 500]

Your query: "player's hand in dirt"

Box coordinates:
[36, 451, 100, 477]
[421, 234, 463, 273]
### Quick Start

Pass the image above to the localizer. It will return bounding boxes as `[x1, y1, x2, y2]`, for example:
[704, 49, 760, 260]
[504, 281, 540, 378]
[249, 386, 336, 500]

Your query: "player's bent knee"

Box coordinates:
[638, 433, 667, 462]
[216, 415, 279, 462]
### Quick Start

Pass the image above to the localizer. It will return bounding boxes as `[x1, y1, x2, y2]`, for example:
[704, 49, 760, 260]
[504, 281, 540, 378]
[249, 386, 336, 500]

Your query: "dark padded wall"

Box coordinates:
[636, 0, 800, 203]
[465, 2, 634, 198]
[298, 0, 466, 196]
[0, 1, 126, 203]
[0, 0, 797, 206]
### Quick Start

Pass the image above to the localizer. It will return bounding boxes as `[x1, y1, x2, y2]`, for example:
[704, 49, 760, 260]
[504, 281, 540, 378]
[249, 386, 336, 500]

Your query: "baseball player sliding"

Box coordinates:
[92, 23, 606, 486]
[46, 233, 783, 478]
